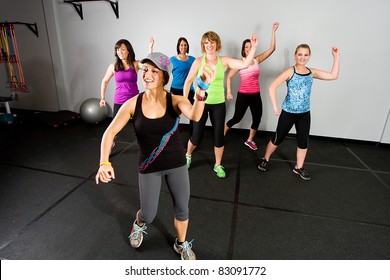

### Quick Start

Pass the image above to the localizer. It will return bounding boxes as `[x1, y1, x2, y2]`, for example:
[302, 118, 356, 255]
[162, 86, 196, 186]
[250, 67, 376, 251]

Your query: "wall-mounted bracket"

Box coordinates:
[64, 0, 119, 20]
[0, 21, 39, 37]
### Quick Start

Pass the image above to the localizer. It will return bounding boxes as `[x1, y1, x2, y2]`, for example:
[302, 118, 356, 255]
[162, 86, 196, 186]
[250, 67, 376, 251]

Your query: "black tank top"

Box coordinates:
[133, 92, 185, 173]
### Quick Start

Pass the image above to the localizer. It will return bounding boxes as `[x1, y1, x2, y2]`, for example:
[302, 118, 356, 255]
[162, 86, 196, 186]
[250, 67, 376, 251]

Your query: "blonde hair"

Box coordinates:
[201, 31, 222, 53]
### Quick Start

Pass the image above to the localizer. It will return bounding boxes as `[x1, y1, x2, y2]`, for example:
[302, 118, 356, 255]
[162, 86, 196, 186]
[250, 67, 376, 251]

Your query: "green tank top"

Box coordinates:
[197, 56, 225, 104]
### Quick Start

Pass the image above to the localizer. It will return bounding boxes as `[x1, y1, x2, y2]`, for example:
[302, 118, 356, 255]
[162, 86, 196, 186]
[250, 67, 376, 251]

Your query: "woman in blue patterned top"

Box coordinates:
[257, 44, 340, 180]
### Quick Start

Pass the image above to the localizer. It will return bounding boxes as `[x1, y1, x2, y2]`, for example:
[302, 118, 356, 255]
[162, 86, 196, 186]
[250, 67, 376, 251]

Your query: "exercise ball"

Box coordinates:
[79, 98, 108, 124]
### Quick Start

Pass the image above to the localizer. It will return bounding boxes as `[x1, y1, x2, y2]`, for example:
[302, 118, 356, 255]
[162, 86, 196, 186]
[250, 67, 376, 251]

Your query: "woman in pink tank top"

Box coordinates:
[224, 22, 279, 151]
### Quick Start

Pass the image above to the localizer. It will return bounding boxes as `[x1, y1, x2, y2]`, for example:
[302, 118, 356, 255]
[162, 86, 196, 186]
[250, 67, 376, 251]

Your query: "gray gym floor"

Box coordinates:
[1, 110, 390, 260]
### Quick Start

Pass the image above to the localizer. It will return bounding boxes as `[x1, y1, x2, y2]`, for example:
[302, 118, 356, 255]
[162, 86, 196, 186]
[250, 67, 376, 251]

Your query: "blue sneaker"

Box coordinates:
[173, 238, 196, 260]
[128, 220, 147, 248]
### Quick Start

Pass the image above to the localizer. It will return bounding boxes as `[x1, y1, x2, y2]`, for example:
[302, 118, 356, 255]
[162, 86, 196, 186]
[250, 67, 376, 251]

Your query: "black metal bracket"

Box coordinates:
[64, 0, 119, 20]
[0, 21, 39, 37]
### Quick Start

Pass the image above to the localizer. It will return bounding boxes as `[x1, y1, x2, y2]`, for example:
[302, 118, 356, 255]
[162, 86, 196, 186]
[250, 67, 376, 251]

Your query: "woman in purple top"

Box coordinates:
[100, 38, 153, 118]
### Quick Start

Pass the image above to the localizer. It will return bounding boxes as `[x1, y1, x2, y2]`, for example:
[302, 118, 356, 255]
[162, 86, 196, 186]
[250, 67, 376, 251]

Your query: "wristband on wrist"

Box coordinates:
[196, 91, 208, 101]
[100, 161, 111, 166]
[197, 76, 210, 90]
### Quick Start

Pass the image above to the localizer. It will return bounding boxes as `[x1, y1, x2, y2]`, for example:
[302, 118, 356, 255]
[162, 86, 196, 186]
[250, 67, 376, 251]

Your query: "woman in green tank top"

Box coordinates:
[183, 31, 258, 178]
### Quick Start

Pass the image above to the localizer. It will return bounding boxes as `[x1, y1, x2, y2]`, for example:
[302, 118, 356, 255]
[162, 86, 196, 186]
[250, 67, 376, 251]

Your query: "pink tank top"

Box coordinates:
[114, 68, 139, 104]
[238, 59, 261, 94]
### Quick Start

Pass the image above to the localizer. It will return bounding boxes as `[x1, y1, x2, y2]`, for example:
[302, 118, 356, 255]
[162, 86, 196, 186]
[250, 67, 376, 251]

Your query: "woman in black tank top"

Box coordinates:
[95, 52, 216, 260]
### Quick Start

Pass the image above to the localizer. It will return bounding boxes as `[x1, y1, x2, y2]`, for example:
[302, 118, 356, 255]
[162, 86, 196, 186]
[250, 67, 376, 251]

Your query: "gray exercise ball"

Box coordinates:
[79, 98, 108, 124]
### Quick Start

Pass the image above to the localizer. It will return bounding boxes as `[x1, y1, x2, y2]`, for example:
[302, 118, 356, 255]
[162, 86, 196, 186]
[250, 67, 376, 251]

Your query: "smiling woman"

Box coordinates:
[170, 37, 196, 99]
[225, 22, 279, 151]
[95, 51, 217, 260]
[183, 31, 259, 179]
[99, 38, 154, 119]
[258, 44, 340, 181]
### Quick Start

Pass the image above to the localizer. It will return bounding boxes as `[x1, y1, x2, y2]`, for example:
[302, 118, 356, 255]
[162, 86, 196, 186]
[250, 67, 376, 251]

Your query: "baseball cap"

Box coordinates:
[141, 52, 172, 75]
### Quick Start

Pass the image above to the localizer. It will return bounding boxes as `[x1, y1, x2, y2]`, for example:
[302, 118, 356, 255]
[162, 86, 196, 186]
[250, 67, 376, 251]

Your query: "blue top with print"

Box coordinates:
[282, 66, 313, 113]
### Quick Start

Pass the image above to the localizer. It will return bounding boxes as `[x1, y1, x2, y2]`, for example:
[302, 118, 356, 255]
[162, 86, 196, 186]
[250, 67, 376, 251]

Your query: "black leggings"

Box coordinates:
[226, 92, 262, 130]
[113, 103, 123, 119]
[170, 88, 195, 103]
[190, 102, 226, 147]
[171, 88, 195, 135]
[272, 110, 311, 149]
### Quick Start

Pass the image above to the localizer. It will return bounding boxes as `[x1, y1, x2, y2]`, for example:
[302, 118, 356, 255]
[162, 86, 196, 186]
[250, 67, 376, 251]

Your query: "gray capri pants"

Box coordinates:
[137, 165, 190, 224]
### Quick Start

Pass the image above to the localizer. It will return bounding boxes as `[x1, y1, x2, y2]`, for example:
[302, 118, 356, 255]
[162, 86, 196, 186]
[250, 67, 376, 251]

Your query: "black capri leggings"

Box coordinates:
[190, 102, 226, 148]
[113, 103, 123, 119]
[171, 88, 195, 135]
[272, 110, 311, 149]
[226, 92, 262, 130]
[170, 88, 195, 104]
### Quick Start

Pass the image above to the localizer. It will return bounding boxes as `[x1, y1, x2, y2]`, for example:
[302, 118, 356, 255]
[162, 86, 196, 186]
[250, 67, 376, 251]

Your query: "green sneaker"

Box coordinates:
[213, 164, 226, 178]
[186, 155, 191, 169]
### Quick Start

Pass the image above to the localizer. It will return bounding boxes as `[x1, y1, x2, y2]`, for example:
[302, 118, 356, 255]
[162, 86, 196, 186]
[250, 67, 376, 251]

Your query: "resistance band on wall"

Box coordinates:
[0, 23, 29, 93]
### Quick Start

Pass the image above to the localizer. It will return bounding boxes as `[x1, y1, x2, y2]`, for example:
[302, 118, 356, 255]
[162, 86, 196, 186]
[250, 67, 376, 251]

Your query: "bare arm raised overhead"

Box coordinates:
[222, 35, 259, 70]
[255, 22, 279, 63]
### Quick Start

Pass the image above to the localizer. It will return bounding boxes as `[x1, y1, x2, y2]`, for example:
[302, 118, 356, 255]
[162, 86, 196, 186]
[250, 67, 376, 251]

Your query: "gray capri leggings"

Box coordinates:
[137, 165, 190, 224]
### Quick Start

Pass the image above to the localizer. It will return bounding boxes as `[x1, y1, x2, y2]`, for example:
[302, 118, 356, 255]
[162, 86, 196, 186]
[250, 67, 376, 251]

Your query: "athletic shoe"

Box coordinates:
[128, 220, 147, 248]
[173, 238, 196, 260]
[293, 167, 311, 181]
[244, 140, 258, 150]
[186, 155, 191, 169]
[257, 158, 269, 172]
[213, 165, 226, 178]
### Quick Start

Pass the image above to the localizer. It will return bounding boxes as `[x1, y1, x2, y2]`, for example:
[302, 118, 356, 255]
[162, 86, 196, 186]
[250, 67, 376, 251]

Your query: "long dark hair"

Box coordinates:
[114, 39, 136, 71]
[241, 39, 251, 58]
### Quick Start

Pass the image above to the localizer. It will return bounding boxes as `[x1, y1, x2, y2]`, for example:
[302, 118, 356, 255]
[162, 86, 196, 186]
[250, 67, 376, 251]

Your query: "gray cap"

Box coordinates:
[141, 52, 172, 75]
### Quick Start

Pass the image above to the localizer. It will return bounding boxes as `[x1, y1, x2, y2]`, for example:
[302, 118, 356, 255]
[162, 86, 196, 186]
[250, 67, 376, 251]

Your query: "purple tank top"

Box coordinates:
[114, 68, 139, 104]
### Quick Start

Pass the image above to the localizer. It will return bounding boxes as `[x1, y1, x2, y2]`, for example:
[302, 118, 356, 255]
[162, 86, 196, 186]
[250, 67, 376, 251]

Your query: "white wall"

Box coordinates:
[1, 0, 390, 143]
[380, 108, 390, 144]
